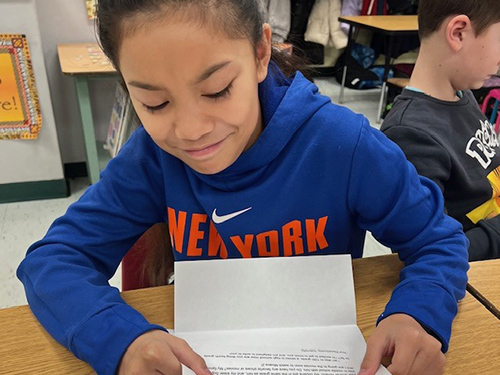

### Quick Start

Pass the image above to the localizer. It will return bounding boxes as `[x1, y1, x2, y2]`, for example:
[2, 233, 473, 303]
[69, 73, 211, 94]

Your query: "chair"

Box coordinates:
[121, 222, 173, 291]
[481, 88, 500, 133]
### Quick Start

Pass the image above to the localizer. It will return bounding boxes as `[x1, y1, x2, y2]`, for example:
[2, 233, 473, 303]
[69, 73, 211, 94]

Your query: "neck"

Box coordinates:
[409, 44, 460, 102]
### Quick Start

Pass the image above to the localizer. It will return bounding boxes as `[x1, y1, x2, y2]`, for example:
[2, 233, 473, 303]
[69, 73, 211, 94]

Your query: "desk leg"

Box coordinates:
[75, 76, 100, 185]
[376, 35, 395, 124]
[339, 25, 354, 104]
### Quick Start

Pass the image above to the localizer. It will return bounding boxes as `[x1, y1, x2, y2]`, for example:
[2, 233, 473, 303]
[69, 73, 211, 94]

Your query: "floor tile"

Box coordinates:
[0, 178, 121, 308]
[363, 232, 391, 258]
[0, 204, 6, 240]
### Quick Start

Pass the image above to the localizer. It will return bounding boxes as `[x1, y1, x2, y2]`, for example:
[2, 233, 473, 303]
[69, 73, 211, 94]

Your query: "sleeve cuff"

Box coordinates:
[70, 304, 168, 375]
[376, 281, 459, 353]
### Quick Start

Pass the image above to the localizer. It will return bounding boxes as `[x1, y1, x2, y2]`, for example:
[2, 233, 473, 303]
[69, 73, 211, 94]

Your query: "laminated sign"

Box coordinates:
[0, 34, 42, 140]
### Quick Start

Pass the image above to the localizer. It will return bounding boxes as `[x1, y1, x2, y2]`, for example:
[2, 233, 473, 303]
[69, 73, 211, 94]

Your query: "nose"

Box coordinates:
[173, 102, 214, 141]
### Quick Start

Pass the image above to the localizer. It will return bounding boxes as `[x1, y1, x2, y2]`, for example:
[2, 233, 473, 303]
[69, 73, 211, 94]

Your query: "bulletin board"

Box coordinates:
[86, 0, 97, 20]
[0, 34, 42, 140]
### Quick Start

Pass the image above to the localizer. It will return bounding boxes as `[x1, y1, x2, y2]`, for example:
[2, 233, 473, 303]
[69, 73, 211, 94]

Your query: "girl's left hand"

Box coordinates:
[358, 313, 446, 375]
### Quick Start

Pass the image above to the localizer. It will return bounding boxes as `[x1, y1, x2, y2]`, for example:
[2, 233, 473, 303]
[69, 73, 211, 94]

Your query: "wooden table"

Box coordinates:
[337, 16, 419, 123]
[467, 259, 500, 318]
[58, 43, 117, 184]
[1, 255, 499, 374]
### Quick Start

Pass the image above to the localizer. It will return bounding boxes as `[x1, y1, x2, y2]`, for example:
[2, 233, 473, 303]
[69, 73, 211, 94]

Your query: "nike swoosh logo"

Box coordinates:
[212, 207, 252, 224]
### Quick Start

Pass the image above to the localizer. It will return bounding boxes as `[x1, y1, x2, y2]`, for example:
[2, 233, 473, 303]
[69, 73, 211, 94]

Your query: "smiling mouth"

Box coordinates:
[184, 139, 225, 159]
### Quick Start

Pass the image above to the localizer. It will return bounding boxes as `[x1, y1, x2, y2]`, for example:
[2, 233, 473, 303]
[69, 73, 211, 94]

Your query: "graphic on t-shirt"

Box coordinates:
[167, 207, 330, 258]
[466, 166, 500, 224]
[465, 119, 499, 169]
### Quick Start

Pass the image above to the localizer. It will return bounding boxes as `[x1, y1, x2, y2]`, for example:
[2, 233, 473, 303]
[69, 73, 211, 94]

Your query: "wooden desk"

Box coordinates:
[467, 259, 500, 318]
[337, 16, 419, 123]
[338, 15, 418, 34]
[1, 255, 499, 374]
[355, 255, 500, 374]
[58, 43, 117, 184]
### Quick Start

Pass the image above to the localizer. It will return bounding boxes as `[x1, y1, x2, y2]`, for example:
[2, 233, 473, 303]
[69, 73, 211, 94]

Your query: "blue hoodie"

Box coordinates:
[17, 66, 468, 375]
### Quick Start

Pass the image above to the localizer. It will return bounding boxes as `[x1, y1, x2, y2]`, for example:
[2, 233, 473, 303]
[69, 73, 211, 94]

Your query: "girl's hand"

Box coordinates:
[118, 329, 211, 375]
[359, 314, 446, 375]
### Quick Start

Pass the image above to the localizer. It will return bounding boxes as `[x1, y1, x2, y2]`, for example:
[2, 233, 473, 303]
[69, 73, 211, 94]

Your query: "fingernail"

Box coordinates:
[358, 370, 368, 375]
[204, 369, 214, 375]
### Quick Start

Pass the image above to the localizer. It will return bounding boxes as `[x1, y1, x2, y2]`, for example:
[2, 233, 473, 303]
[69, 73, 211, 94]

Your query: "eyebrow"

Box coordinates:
[195, 61, 231, 84]
[127, 80, 165, 91]
[127, 61, 232, 91]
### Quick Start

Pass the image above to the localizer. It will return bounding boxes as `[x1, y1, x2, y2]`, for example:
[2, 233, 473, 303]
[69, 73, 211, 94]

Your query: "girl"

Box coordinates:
[17, 1, 468, 375]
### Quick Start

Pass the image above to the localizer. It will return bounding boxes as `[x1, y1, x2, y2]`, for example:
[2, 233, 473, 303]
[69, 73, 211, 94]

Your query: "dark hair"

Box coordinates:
[96, 0, 306, 79]
[418, 0, 500, 39]
[97, 0, 308, 286]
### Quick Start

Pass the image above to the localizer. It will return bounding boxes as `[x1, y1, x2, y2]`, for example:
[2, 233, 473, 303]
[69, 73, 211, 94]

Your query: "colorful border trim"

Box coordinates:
[86, 0, 97, 20]
[0, 34, 42, 140]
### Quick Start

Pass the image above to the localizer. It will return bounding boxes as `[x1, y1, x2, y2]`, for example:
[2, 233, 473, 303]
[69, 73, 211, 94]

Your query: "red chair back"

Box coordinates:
[121, 223, 172, 291]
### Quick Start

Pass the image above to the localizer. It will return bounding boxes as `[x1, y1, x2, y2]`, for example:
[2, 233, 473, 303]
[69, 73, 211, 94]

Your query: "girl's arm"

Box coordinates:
[17, 127, 168, 375]
[349, 121, 469, 348]
[347, 120, 468, 374]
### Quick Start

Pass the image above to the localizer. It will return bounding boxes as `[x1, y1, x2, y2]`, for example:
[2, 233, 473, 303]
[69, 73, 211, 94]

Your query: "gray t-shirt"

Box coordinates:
[382, 88, 500, 260]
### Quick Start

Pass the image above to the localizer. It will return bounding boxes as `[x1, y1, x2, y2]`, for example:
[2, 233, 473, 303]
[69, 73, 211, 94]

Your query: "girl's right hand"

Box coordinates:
[118, 329, 212, 375]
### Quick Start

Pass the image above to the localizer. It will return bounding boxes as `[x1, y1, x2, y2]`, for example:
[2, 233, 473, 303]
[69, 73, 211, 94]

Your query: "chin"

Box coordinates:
[468, 81, 484, 90]
[188, 161, 228, 175]
[196, 167, 225, 175]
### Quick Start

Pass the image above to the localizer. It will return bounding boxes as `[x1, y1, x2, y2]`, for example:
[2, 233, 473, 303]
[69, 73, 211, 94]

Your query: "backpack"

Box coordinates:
[334, 43, 382, 90]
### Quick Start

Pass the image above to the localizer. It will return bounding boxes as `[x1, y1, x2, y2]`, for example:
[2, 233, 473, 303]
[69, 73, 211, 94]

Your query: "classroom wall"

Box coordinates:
[0, 0, 64, 184]
[35, 0, 117, 164]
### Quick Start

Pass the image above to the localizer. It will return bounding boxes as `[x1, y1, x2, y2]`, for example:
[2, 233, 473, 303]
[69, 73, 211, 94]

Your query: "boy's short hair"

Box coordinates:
[419, 0, 500, 39]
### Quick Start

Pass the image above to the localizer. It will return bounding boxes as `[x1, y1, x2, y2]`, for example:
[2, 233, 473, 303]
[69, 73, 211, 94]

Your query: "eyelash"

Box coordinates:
[144, 102, 169, 114]
[205, 82, 233, 101]
[142, 82, 233, 114]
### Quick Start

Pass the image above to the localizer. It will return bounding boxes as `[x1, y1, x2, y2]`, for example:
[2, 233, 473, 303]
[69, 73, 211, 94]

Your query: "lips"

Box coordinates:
[184, 139, 225, 159]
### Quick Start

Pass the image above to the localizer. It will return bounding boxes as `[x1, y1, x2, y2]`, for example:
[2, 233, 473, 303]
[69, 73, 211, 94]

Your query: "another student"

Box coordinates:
[17, 1, 468, 375]
[382, 0, 500, 260]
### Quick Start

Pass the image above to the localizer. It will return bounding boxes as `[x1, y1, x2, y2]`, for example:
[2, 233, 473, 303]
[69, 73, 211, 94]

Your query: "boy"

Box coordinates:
[381, 0, 500, 261]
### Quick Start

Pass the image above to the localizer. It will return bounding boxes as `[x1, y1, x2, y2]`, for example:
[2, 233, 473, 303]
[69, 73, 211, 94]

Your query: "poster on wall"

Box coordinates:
[0, 34, 42, 140]
[86, 0, 97, 20]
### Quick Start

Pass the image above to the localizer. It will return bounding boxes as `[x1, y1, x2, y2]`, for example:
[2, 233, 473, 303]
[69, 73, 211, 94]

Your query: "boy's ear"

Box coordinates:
[256, 23, 272, 83]
[446, 15, 473, 52]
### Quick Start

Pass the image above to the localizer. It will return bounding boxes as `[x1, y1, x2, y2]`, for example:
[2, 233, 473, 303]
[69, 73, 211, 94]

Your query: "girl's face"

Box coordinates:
[118, 16, 272, 174]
